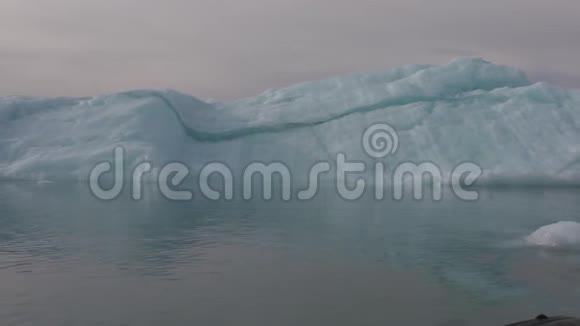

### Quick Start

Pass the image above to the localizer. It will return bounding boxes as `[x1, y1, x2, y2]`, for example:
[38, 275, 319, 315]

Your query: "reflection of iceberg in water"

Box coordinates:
[1, 58, 580, 184]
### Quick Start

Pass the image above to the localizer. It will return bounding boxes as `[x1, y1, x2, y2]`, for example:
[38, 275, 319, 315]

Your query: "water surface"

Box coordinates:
[1, 184, 580, 325]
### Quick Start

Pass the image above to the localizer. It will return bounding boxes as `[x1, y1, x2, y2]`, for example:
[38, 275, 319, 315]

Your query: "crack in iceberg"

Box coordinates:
[121, 91, 459, 142]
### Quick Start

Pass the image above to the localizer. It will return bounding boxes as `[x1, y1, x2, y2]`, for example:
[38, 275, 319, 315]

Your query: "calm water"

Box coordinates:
[1, 183, 580, 326]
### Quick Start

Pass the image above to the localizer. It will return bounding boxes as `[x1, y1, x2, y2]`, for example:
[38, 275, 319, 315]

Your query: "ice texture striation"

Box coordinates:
[1, 58, 579, 183]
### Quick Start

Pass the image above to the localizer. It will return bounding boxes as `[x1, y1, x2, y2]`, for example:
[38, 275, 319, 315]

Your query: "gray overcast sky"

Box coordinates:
[1, 0, 579, 100]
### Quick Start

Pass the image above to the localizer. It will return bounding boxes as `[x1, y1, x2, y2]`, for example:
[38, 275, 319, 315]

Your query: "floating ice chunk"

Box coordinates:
[526, 222, 580, 248]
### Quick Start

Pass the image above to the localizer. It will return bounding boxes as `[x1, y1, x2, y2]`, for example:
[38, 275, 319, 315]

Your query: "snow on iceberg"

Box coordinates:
[526, 222, 580, 248]
[0, 58, 579, 183]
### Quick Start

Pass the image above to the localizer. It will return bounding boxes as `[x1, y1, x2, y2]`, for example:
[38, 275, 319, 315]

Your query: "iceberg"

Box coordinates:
[1, 58, 579, 184]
